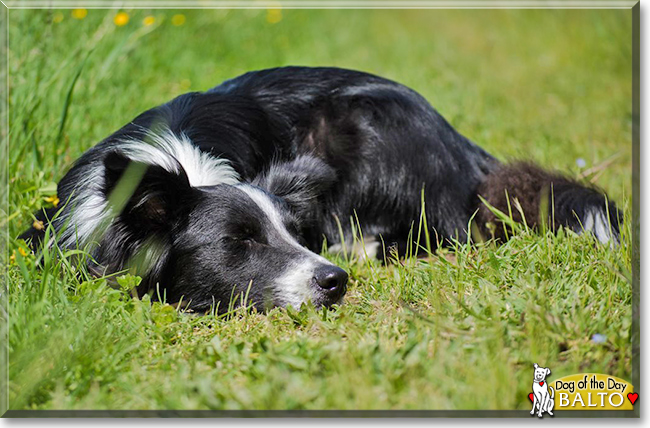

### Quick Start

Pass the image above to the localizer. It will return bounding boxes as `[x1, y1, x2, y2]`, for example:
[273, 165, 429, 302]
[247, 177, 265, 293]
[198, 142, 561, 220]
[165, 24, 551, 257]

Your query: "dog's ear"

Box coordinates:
[534, 363, 539, 369]
[254, 155, 336, 221]
[546, 368, 551, 376]
[103, 151, 195, 232]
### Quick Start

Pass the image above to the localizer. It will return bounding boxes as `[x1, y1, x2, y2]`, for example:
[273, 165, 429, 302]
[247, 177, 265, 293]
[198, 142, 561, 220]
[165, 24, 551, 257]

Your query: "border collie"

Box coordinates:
[20, 67, 621, 312]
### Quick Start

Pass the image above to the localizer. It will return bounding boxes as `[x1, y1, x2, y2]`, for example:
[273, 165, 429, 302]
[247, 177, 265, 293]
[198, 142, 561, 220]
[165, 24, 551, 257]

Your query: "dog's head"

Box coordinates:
[74, 131, 346, 313]
[533, 363, 551, 382]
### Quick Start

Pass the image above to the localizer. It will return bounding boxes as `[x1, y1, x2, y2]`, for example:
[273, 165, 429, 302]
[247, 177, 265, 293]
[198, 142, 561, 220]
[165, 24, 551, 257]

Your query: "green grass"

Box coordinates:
[2, 8, 633, 411]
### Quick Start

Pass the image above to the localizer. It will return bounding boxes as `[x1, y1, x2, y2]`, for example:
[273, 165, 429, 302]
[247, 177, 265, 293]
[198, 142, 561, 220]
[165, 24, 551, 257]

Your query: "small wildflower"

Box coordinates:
[171, 14, 186, 26]
[18, 247, 28, 257]
[114, 12, 130, 27]
[143, 16, 156, 26]
[591, 333, 607, 344]
[266, 8, 282, 24]
[9, 252, 15, 264]
[53, 12, 64, 23]
[576, 158, 586, 168]
[71, 9, 87, 20]
[33, 220, 45, 231]
[44, 195, 60, 207]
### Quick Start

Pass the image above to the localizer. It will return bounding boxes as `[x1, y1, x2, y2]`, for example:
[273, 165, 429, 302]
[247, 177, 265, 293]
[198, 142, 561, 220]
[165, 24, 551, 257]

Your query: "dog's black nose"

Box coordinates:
[314, 265, 348, 294]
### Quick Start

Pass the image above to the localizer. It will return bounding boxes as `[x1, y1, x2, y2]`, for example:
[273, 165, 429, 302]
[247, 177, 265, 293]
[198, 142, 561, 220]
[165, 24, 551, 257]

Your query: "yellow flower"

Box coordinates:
[114, 12, 130, 27]
[53, 12, 64, 23]
[33, 220, 45, 231]
[143, 16, 156, 26]
[9, 253, 15, 264]
[171, 14, 186, 26]
[18, 247, 28, 257]
[266, 8, 282, 24]
[71, 9, 87, 20]
[44, 195, 60, 207]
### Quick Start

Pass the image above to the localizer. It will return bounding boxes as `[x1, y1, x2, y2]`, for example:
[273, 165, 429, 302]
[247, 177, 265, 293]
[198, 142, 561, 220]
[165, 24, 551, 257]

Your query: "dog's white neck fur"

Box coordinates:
[120, 128, 240, 187]
[59, 127, 239, 250]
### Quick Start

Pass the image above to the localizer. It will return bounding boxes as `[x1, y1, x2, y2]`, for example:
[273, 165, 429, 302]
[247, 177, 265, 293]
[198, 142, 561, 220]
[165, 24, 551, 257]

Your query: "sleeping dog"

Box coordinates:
[20, 67, 621, 312]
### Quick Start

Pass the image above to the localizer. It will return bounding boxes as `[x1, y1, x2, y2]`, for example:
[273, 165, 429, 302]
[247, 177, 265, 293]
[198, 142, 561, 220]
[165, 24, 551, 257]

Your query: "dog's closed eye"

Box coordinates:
[223, 225, 266, 246]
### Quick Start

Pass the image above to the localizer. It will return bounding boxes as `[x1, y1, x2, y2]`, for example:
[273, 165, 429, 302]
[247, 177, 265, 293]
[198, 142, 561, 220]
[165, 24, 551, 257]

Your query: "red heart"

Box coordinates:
[528, 393, 534, 402]
[627, 393, 638, 405]
[539, 381, 544, 386]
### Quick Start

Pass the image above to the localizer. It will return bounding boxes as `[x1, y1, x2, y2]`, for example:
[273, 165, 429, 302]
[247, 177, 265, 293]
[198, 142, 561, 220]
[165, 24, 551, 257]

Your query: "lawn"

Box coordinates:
[2, 8, 634, 411]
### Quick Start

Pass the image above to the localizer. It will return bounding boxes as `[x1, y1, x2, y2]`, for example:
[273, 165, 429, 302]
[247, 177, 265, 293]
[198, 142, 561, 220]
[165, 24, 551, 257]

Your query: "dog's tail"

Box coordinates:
[474, 162, 622, 244]
[549, 386, 555, 399]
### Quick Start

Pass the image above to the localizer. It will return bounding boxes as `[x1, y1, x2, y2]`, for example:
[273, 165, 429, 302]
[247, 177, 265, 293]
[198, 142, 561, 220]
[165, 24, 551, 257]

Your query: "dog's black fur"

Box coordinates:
[20, 67, 621, 312]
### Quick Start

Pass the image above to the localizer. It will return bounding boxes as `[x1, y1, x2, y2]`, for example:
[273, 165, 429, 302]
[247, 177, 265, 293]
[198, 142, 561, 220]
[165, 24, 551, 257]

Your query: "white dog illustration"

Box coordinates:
[531, 363, 554, 417]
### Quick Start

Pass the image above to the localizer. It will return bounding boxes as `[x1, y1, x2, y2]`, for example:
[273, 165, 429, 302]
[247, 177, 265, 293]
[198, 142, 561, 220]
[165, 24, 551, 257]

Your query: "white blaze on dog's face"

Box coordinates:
[238, 185, 348, 308]
[167, 182, 348, 312]
[533, 363, 551, 382]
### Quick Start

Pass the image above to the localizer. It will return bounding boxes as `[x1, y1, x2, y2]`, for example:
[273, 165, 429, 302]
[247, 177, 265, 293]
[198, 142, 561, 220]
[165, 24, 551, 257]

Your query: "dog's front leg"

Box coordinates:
[530, 394, 538, 415]
[537, 393, 546, 417]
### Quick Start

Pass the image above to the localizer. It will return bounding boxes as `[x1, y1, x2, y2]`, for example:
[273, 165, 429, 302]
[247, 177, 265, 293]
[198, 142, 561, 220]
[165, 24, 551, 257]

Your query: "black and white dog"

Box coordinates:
[20, 67, 621, 312]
